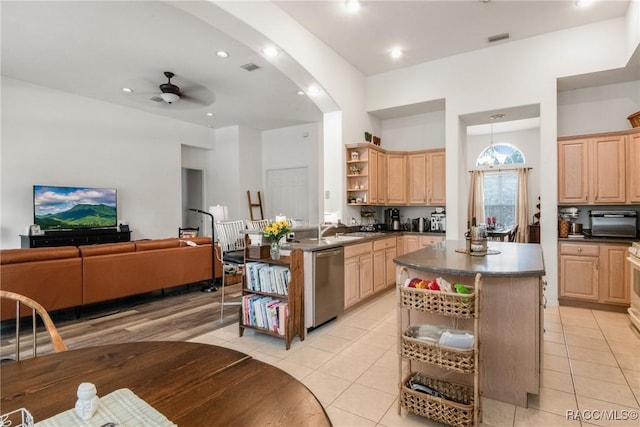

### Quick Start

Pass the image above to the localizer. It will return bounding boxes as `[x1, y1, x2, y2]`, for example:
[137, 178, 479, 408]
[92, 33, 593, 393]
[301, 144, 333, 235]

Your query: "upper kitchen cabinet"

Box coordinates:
[407, 150, 446, 205]
[558, 129, 638, 205]
[628, 131, 640, 203]
[346, 144, 445, 206]
[426, 150, 446, 205]
[387, 153, 408, 204]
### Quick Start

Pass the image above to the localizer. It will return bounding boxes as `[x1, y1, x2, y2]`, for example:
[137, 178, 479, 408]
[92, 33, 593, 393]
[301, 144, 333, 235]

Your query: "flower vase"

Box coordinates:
[270, 241, 281, 260]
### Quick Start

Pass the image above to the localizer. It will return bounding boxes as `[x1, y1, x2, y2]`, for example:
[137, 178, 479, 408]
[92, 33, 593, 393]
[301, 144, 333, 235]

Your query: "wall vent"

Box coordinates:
[241, 63, 261, 72]
[488, 32, 510, 43]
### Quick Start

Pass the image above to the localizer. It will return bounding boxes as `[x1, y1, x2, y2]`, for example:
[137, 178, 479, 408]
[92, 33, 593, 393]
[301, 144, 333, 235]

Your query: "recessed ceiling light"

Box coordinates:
[206, 112, 214, 117]
[307, 85, 321, 97]
[216, 51, 229, 58]
[345, 0, 360, 13]
[390, 48, 403, 59]
[121, 87, 133, 93]
[297, 90, 305, 96]
[263, 46, 279, 57]
[575, 0, 593, 7]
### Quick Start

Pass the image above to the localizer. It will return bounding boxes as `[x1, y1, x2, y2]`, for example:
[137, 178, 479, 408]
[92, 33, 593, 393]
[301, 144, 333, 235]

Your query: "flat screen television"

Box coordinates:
[33, 185, 117, 231]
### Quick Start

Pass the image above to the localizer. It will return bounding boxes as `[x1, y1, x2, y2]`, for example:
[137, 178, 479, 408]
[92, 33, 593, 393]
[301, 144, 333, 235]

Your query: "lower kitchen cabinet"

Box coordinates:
[344, 242, 373, 308]
[373, 237, 397, 292]
[559, 241, 631, 307]
[600, 244, 631, 304]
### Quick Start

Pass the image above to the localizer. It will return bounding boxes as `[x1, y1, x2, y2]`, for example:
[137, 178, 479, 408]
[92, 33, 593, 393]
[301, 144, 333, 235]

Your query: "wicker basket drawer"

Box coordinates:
[400, 372, 475, 427]
[399, 286, 475, 318]
[401, 334, 475, 374]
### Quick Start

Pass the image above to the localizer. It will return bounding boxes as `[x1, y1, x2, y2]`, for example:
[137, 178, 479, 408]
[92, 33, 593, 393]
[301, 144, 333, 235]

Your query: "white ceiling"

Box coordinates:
[1, 1, 635, 131]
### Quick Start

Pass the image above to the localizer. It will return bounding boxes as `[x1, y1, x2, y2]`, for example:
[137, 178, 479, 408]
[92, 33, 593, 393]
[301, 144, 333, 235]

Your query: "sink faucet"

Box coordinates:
[318, 221, 346, 239]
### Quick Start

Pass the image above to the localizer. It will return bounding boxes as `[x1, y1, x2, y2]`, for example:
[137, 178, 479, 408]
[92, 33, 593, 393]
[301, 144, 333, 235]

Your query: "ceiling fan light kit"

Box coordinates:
[160, 92, 179, 104]
[159, 71, 180, 104]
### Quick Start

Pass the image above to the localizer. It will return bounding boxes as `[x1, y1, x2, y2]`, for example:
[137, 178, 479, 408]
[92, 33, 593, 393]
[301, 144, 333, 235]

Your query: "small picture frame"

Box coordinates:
[29, 224, 42, 236]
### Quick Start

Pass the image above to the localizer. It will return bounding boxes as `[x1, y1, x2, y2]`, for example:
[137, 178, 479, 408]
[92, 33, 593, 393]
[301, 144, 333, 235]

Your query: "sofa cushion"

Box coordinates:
[0, 246, 79, 265]
[79, 242, 136, 257]
[179, 237, 212, 247]
[135, 238, 180, 251]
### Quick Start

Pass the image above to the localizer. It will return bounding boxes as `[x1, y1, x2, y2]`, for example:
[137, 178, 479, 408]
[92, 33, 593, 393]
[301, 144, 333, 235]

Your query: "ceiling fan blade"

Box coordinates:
[179, 92, 215, 107]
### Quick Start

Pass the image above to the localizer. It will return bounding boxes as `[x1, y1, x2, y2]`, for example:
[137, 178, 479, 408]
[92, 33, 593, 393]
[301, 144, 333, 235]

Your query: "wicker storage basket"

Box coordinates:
[400, 372, 475, 427]
[399, 286, 475, 318]
[628, 111, 640, 128]
[401, 333, 475, 373]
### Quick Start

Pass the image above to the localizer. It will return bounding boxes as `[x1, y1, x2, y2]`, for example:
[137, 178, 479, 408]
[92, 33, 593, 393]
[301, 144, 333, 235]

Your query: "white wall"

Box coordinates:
[0, 77, 213, 248]
[380, 111, 446, 151]
[558, 80, 640, 136]
[262, 122, 321, 224]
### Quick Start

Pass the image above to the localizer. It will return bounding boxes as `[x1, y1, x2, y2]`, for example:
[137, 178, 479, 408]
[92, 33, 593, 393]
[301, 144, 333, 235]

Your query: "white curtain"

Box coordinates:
[467, 170, 485, 227]
[515, 168, 529, 243]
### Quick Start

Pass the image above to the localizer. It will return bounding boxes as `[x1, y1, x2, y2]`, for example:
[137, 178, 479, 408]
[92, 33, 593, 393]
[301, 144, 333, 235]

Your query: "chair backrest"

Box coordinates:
[179, 227, 199, 238]
[0, 290, 68, 360]
[245, 219, 269, 231]
[215, 220, 246, 253]
[508, 225, 519, 242]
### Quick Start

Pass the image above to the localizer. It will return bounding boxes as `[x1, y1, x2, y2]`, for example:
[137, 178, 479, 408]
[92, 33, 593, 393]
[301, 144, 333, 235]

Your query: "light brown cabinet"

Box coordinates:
[558, 129, 638, 205]
[559, 243, 599, 301]
[599, 244, 630, 304]
[407, 153, 427, 204]
[387, 153, 407, 204]
[373, 237, 397, 292]
[426, 150, 446, 205]
[628, 131, 640, 203]
[344, 242, 373, 309]
[345, 144, 445, 206]
[406, 150, 446, 205]
[559, 242, 631, 307]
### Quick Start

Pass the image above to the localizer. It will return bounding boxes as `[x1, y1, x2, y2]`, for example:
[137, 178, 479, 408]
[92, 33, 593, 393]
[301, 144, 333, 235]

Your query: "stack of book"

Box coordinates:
[245, 262, 291, 295]
[241, 295, 288, 335]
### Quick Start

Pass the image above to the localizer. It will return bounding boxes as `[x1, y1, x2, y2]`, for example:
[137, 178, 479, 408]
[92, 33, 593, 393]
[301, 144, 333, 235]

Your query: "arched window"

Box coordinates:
[476, 143, 525, 166]
[474, 143, 526, 228]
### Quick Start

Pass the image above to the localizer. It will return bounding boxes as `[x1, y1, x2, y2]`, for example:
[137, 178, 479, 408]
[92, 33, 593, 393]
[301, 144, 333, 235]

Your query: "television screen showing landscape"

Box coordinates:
[34, 185, 117, 230]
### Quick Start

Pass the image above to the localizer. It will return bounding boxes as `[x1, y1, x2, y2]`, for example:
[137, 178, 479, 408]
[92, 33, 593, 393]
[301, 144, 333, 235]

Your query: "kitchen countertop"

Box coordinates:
[281, 231, 445, 252]
[560, 235, 637, 244]
[394, 240, 545, 278]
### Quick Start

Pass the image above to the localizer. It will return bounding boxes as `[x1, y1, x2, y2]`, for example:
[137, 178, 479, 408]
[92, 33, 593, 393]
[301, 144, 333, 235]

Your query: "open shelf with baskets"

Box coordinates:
[239, 248, 304, 350]
[397, 267, 482, 427]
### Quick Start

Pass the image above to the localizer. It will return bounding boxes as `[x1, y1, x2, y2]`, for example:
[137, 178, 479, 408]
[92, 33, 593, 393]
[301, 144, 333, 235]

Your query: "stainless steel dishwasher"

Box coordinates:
[311, 247, 344, 328]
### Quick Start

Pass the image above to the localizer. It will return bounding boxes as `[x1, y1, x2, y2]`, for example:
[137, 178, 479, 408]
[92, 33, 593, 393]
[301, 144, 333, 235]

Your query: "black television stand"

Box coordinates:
[20, 228, 131, 248]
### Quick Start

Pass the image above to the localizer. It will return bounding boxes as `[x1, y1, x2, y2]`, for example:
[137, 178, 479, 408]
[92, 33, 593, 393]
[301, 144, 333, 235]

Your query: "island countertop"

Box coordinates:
[394, 240, 545, 278]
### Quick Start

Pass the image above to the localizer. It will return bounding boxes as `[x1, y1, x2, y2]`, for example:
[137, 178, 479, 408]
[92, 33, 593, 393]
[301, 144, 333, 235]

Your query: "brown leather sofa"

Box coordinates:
[1, 237, 222, 320]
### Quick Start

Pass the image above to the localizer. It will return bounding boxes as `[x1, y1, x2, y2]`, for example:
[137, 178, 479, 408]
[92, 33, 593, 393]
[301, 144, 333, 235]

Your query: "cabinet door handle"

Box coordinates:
[578, 247, 582, 253]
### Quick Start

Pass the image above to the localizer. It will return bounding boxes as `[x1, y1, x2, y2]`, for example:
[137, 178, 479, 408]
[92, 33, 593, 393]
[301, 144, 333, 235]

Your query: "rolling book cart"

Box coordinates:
[239, 248, 304, 350]
[397, 267, 482, 426]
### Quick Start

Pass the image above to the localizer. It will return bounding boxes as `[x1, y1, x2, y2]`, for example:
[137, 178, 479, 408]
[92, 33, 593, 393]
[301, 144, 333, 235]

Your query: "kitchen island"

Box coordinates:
[394, 240, 545, 407]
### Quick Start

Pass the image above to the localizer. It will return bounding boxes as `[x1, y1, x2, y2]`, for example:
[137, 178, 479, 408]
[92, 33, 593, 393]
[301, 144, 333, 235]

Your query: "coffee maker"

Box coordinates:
[385, 208, 401, 231]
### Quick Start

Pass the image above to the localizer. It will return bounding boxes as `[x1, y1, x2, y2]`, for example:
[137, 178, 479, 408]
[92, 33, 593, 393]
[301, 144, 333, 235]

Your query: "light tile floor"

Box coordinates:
[190, 290, 640, 426]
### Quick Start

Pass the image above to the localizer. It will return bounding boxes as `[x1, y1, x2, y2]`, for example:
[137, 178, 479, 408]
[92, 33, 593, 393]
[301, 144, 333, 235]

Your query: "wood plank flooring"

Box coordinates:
[1, 280, 243, 360]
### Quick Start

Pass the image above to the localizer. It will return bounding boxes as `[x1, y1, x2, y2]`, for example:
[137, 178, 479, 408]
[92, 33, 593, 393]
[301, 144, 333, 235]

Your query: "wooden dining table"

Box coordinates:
[0, 341, 331, 426]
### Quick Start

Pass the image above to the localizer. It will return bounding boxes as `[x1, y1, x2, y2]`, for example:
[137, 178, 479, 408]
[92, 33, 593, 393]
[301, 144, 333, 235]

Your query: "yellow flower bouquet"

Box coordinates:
[263, 220, 291, 243]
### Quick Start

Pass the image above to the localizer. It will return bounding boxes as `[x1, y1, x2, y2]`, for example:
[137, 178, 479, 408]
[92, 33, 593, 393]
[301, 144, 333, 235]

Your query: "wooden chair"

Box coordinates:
[1, 290, 68, 360]
[214, 220, 247, 320]
[508, 225, 519, 242]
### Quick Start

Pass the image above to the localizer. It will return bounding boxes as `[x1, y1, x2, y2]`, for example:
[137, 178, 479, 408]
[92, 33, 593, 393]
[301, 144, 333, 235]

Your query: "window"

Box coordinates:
[476, 143, 524, 166]
[483, 171, 517, 227]
[476, 143, 525, 227]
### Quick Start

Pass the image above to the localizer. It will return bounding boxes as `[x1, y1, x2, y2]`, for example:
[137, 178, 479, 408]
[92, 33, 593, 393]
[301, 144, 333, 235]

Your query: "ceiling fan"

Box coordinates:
[142, 71, 215, 108]
[157, 71, 180, 104]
